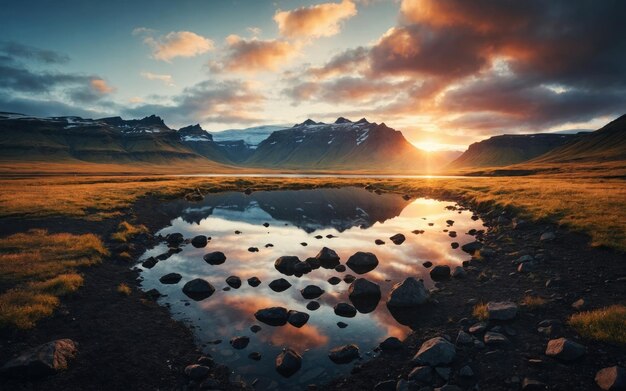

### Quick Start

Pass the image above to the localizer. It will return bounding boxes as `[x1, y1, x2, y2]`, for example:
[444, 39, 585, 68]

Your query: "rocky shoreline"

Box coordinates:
[1, 186, 624, 390]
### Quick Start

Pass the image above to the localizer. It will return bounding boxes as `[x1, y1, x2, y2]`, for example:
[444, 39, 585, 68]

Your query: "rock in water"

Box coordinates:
[545, 338, 586, 361]
[379, 337, 403, 351]
[287, 310, 310, 328]
[334, 303, 357, 318]
[203, 251, 226, 265]
[159, 272, 182, 284]
[191, 235, 208, 248]
[1, 339, 78, 378]
[411, 337, 456, 366]
[328, 344, 360, 364]
[315, 247, 340, 269]
[301, 285, 325, 299]
[255, 307, 289, 326]
[269, 278, 292, 292]
[226, 275, 241, 289]
[247, 277, 261, 287]
[275, 349, 302, 377]
[595, 366, 626, 390]
[348, 278, 381, 299]
[389, 233, 406, 245]
[184, 364, 210, 380]
[274, 256, 301, 275]
[182, 279, 215, 300]
[430, 265, 451, 280]
[461, 241, 483, 254]
[387, 277, 429, 307]
[346, 252, 379, 274]
[486, 301, 518, 320]
[230, 336, 250, 349]
[166, 233, 184, 247]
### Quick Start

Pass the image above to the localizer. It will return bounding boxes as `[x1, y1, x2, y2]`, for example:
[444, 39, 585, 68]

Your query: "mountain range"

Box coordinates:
[0, 111, 623, 173]
[0, 113, 454, 171]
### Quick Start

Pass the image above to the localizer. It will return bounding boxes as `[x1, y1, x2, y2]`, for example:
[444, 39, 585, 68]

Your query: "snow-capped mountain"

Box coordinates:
[210, 125, 288, 147]
[244, 117, 443, 170]
[0, 112, 457, 171]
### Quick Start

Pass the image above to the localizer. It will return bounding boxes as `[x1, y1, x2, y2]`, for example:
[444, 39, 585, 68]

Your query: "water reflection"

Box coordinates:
[137, 187, 484, 389]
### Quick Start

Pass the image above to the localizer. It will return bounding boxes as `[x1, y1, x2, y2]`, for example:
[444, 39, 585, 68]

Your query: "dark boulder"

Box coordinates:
[269, 278, 292, 292]
[315, 247, 340, 269]
[301, 285, 324, 300]
[328, 344, 359, 364]
[389, 233, 406, 245]
[255, 307, 289, 326]
[204, 251, 226, 265]
[191, 235, 208, 248]
[275, 349, 302, 377]
[159, 273, 182, 284]
[182, 279, 215, 301]
[287, 310, 310, 328]
[0, 339, 77, 378]
[346, 252, 379, 274]
[275, 256, 301, 276]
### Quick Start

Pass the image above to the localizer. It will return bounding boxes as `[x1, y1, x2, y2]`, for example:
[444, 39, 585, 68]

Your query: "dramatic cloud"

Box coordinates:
[274, 0, 357, 38]
[0, 41, 69, 64]
[285, 0, 626, 136]
[135, 29, 214, 61]
[125, 79, 265, 126]
[140, 71, 174, 86]
[214, 35, 299, 73]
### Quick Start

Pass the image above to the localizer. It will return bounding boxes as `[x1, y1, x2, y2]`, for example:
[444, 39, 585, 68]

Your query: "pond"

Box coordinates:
[136, 187, 484, 389]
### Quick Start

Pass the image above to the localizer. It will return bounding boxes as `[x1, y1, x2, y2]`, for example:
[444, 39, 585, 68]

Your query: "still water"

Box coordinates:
[137, 187, 484, 389]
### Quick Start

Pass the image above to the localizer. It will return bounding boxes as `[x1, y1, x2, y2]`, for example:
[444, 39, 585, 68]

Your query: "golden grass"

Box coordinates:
[0, 229, 108, 285]
[473, 302, 488, 320]
[569, 305, 626, 345]
[111, 221, 149, 242]
[0, 175, 623, 250]
[0, 290, 59, 329]
[520, 295, 547, 309]
[117, 283, 131, 296]
[0, 229, 105, 329]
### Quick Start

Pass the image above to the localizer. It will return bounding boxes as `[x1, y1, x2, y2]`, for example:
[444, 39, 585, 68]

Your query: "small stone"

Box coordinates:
[412, 337, 456, 366]
[255, 307, 289, 326]
[328, 344, 360, 364]
[423, 261, 433, 268]
[456, 330, 473, 345]
[451, 266, 466, 278]
[540, 232, 555, 242]
[521, 378, 547, 390]
[248, 352, 262, 361]
[230, 336, 250, 349]
[269, 278, 291, 292]
[346, 251, 379, 274]
[379, 337, 403, 351]
[226, 276, 241, 289]
[387, 277, 429, 307]
[287, 310, 310, 328]
[469, 322, 487, 334]
[204, 251, 226, 265]
[595, 366, 626, 390]
[337, 322, 348, 329]
[159, 272, 182, 284]
[275, 349, 302, 377]
[301, 285, 324, 299]
[389, 233, 406, 245]
[334, 303, 357, 318]
[248, 247, 259, 252]
[545, 338, 586, 361]
[571, 298, 585, 310]
[459, 365, 474, 377]
[191, 235, 208, 248]
[430, 265, 451, 280]
[250, 325, 261, 333]
[184, 364, 210, 380]
[375, 239, 385, 245]
[483, 331, 509, 345]
[328, 276, 341, 285]
[486, 301, 518, 320]
[408, 365, 432, 382]
[306, 301, 320, 311]
[247, 277, 261, 287]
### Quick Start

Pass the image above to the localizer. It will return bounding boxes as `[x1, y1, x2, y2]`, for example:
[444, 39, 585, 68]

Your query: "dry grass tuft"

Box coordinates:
[117, 283, 131, 296]
[473, 302, 488, 320]
[520, 295, 547, 309]
[569, 305, 626, 345]
[111, 221, 149, 242]
[0, 290, 59, 329]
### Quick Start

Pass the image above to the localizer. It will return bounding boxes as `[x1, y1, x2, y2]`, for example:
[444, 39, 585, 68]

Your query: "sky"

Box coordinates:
[1, 0, 625, 151]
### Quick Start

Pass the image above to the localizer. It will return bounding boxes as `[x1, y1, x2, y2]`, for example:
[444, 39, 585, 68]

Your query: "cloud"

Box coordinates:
[0, 41, 69, 64]
[274, 0, 357, 38]
[284, 0, 626, 138]
[307, 46, 369, 79]
[140, 71, 174, 86]
[214, 35, 299, 73]
[135, 29, 214, 61]
[124, 79, 266, 126]
[90, 79, 114, 94]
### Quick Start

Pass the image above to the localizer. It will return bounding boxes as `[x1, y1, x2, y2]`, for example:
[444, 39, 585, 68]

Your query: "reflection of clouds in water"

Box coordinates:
[139, 191, 484, 387]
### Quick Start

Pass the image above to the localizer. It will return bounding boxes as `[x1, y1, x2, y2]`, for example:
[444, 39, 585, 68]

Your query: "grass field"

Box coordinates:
[1, 174, 624, 250]
[0, 170, 624, 329]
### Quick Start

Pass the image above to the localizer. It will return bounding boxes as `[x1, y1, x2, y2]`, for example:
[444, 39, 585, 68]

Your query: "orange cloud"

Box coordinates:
[138, 30, 214, 61]
[90, 79, 114, 94]
[219, 35, 299, 73]
[274, 0, 357, 38]
[140, 71, 174, 86]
